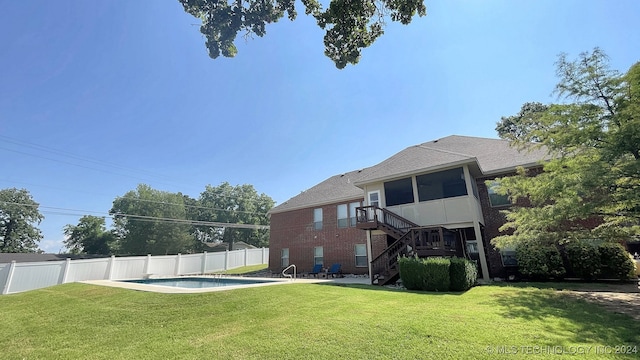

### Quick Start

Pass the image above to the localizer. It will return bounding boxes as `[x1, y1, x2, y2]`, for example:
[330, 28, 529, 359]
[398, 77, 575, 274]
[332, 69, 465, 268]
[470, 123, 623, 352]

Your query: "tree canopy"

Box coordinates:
[493, 48, 640, 248]
[0, 188, 44, 253]
[63, 215, 116, 255]
[110, 184, 196, 255]
[178, 0, 427, 69]
[196, 182, 274, 249]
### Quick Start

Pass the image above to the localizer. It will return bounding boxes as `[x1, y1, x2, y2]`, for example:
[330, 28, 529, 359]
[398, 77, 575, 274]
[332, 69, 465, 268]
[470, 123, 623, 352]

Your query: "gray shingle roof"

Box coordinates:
[269, 135, 549, 214]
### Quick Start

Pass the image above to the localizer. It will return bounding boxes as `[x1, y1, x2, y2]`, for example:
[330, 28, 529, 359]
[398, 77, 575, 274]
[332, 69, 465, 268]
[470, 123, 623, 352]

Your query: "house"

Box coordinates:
[268, 135, 549, 284]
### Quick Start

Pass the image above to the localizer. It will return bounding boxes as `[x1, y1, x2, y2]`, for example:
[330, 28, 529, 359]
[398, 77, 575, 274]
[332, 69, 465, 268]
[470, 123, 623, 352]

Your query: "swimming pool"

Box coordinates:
[123, 277, 279, 289]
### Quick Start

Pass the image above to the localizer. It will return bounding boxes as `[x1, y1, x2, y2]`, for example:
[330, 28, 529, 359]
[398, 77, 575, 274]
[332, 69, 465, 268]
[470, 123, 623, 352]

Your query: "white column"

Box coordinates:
[175, 253, 182, 275]
[262, 247, 267, 265]
[366, 230, 373, 281]
[463, 165, 490, 282]
[224, 250, 229, 270]
[107, 256, 116, 280]
[2, 261, 17, 295]
[61, 258, 72, 284]
[244, 248, 248, 267]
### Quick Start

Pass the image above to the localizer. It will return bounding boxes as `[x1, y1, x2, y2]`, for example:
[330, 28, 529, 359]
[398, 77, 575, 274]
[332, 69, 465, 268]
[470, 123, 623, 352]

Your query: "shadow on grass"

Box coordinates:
[313, 281, 467, 295]
[492, 287, 640, 345]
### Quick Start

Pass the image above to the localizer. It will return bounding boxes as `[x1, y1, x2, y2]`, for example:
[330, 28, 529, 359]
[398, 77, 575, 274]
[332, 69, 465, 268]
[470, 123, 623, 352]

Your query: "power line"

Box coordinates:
[0, 201, 269, 230]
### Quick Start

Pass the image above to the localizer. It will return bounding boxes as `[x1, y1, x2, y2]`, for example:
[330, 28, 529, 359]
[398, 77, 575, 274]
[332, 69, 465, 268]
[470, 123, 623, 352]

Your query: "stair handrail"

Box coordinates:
[282, 264, 296, 281]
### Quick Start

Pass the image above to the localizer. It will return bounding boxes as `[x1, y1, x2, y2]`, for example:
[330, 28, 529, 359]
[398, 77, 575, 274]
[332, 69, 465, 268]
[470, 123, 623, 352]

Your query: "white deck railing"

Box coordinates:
[0, 248, 269, 295]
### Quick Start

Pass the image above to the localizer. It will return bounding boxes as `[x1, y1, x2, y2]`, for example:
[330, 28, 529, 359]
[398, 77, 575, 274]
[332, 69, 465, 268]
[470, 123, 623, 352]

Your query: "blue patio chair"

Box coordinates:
[309, 264, 323, 278]
[327, 263, 342, 278]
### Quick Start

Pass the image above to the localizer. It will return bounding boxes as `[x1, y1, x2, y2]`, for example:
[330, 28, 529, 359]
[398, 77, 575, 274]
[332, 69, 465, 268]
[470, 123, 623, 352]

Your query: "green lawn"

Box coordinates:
[1, 282, 638, 359]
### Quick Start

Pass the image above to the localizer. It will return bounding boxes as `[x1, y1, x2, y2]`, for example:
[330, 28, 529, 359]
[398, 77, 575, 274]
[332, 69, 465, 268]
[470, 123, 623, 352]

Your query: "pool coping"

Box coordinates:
[80, 276, 336, 294]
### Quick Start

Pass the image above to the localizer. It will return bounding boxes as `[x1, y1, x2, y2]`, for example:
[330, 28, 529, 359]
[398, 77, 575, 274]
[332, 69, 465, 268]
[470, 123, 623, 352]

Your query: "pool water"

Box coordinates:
[123, 277, 278, 289]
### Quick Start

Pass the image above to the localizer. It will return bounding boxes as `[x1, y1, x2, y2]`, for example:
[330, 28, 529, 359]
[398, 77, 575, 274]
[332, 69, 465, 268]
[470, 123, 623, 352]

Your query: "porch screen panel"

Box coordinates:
[416, 167, 467, 202]
[384, 177, 414, 206]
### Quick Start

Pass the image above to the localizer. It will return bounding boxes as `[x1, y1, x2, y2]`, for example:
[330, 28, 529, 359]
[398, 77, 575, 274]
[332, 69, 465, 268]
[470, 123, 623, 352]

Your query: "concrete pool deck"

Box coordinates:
[81, 275, 371, 294]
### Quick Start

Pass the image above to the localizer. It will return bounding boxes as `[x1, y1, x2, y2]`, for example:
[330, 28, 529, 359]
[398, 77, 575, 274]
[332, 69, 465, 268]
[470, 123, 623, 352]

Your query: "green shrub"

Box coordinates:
[564, 241, 601, 280]
[423, 257, 450, 291]
[449, 257, 477, 291]
[398, 256, 428, 290]
[598, 242, 636, 280]
[516, 242, 566, 280]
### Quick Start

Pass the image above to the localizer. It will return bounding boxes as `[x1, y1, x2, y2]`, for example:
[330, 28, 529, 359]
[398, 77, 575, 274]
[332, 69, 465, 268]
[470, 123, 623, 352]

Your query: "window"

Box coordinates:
[466, 241, 479, 254]
[487, 181, 510, 207]
[355, 244, 367, 267]
[337, 204, 348, 228]
[416, 167, 468, 202]
[349, 201, 360, 226]
[313, 208, 323, 230]
[368, 191, 380, 207]
[501, 249, 517, 267]
[281, 248, 289, 268]
[384, 177, 414, 206]
[314, 246, 323, 266]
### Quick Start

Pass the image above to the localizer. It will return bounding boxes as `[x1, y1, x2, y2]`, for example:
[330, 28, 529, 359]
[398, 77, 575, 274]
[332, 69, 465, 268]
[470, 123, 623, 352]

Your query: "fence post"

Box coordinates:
[201, 252, 208, 274]
[175, 253, 182, 275]
[244, 248, 248, 266]
[224, 250, 229, 271]
[61, 258, 72, 284]
[2, 261, 16, 295]
[107, 256, 116, 280]
[262, 247, 266, 265]
[143, 254, 152, 276]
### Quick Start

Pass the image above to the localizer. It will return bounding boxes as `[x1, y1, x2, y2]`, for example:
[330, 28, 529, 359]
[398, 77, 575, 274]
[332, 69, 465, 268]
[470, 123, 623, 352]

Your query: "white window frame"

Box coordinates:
[337, 204, 348, 228]
[349, 201, 360, 227]
[314, 246, 324, 266]
[313, 208, 323, 230]
[355, 244, 367, 267]
[281, 248, 289, 268]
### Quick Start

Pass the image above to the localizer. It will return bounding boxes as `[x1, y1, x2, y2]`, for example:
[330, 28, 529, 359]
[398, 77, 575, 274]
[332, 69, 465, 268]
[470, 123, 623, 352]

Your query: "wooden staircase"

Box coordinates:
[356, 206, 460, 285]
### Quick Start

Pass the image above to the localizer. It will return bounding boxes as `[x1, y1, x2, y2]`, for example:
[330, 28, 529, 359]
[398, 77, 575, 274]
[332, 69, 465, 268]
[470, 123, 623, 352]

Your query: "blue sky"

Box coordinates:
[1, 0, 639, 253]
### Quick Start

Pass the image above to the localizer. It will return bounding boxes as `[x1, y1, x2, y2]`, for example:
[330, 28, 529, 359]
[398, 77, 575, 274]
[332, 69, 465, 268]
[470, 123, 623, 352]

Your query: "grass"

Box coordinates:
[212, 264, 268, 275]
[1, 282, 639, 359]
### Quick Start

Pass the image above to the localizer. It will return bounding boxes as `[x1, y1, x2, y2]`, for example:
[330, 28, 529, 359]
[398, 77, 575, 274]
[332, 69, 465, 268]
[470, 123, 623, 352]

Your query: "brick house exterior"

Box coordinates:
[269, 136, 549, 281]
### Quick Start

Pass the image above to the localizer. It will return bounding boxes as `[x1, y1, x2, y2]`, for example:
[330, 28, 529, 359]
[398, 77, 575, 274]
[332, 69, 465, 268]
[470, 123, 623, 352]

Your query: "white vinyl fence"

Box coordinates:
[0, 248, 269, 295]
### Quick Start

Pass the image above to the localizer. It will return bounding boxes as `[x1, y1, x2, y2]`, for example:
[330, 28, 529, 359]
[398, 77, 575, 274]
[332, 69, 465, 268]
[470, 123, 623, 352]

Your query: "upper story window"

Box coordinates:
[337, 204, 348, 228]
[416, 167, 468, 202]
[313, 208, 323, 230]
[487, 181, 510, 207]
[349, 201, 360, 226]
[384, 177, 414, 206]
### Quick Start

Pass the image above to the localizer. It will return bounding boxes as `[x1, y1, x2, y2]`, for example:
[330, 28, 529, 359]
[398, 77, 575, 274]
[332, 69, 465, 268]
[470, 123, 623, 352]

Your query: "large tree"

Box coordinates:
[63, 215, 116, 255]
[179, 0, 426, 69]
[0, 188, 44, 253]
[493, 48, 640, 248]
[196, 182, 274, 249]
[110, 184, 196, 255]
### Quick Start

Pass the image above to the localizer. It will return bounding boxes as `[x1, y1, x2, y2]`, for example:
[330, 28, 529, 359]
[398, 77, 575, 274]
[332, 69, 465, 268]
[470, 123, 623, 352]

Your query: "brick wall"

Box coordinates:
[269, 199, 369, 275]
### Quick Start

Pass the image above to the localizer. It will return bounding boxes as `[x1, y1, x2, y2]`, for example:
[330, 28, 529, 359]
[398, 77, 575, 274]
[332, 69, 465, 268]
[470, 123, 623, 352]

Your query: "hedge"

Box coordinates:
[564, 241, 601, 280]
[598, 242, 636, 280]
[515, 242, 566, 280]
[449, 257, 478, 291]
[399, 256, 477, 291]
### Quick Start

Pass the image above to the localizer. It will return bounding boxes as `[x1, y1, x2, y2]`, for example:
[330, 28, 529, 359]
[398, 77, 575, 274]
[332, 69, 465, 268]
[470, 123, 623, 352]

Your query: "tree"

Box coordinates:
[493, 48, 640, 248]
[0, 188, 44, 253]
[110, 184, 196, 255]
[178, 0, 427, 69]
[196, 182, 274, 249]
[63, 216, 116, 255]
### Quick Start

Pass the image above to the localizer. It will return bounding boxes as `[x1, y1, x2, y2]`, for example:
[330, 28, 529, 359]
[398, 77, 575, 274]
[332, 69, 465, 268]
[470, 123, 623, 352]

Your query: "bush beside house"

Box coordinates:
[515, 240, 636, 281]
[399, 256, 477, 292]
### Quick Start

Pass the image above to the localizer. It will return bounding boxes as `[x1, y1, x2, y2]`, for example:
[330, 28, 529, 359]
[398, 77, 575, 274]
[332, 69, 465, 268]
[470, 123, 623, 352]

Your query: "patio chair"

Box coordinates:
[327, 263, 342, 278]
[309, 264, 323, 278]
